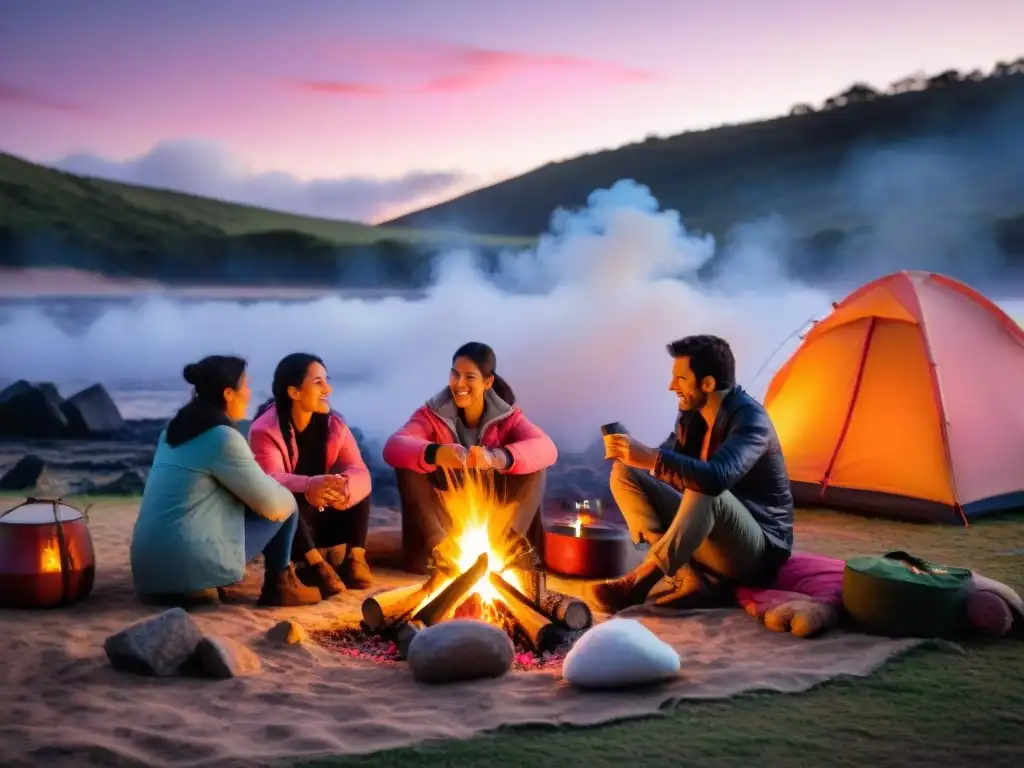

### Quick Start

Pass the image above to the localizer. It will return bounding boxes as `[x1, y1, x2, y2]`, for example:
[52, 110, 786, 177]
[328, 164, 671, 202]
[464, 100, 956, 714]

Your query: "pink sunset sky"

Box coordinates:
[1, 0, 1022, 224]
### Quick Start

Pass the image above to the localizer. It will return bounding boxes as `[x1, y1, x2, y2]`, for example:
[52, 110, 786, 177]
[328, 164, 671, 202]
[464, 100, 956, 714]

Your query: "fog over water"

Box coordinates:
[2, 176, 1022, 452]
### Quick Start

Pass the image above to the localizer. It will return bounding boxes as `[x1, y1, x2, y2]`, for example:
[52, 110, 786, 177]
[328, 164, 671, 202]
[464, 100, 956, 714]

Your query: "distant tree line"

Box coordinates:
[788, 57, 1024, 116]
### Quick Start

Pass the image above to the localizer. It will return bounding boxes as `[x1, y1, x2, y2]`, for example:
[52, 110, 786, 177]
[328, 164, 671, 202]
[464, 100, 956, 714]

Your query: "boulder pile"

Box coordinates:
[0, 380, 125, 440]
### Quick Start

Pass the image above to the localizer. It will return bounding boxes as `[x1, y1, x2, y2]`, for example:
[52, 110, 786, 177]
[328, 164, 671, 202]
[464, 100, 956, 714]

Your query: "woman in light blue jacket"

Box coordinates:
[130, 355, 322, 607]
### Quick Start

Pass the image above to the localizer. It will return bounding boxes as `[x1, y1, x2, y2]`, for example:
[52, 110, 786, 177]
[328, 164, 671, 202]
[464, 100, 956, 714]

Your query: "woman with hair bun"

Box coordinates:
[130, 355, 322, 607]
[249, 353, 374, 592]
[383, 342, 558, 573]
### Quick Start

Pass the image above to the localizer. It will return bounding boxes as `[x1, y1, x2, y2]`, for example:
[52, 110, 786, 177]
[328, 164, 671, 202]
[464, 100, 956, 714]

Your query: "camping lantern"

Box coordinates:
[544, 501, 632, 579]
[0, 497, 96, 609]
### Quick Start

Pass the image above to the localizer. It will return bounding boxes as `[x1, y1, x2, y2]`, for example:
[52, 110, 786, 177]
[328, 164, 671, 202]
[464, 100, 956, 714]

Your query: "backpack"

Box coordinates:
[842, 551, 973, 638]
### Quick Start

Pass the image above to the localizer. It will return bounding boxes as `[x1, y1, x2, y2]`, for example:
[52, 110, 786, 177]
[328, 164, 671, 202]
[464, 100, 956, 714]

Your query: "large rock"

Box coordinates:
[104, 607, 205, 677]
[265, 619, 309, 645]
[0, 455, 47, 490]
[0, 379, 34, 405]
[0, 381, 68, 439]
[187, 636, 262, 678]
[61, 383, 124, 437]
[407, 619, 514, 684]
[562, 618, 681, 689]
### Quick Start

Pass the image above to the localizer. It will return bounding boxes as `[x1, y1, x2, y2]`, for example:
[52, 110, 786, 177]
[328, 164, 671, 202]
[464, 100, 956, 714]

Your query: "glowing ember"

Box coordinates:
[40, 542, 62, 573]
[417, 469, 526, 619]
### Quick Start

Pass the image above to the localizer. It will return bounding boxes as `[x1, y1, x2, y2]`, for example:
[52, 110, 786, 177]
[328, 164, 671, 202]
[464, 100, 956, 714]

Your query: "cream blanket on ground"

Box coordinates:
[0, 501, 925, 767]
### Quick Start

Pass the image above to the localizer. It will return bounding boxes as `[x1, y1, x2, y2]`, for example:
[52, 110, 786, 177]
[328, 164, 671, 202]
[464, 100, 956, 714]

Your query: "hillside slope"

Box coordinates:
[0, 152, 530, 286]
[384, 69, 1024, 241]
[0, 152, 523, 247]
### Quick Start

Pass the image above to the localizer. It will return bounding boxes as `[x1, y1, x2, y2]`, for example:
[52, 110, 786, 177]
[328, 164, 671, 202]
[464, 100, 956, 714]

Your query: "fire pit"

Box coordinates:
[543, 500, 632, 580]
[319, 470, 594, 661]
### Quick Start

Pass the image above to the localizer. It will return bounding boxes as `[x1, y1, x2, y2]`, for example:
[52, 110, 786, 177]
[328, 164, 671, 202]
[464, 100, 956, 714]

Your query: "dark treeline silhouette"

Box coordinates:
[789, 57, 1024, 114]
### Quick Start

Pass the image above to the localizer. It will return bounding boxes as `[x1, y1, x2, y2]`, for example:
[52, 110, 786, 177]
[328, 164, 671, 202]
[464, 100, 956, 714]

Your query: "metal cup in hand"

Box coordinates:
[601, 422, 629, 460]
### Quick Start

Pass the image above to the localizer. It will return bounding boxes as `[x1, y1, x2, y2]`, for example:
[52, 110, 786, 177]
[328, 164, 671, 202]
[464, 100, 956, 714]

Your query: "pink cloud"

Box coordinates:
[0, 81, 82, 112]
[292, 40, 660, 97]
[295, 79, 392, 96]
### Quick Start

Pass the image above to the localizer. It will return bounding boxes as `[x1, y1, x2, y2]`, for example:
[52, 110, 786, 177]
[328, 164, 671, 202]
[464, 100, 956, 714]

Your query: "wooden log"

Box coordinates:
[361, 572, 444, 631]
[508, 566, 545, 605]
[538, 589, 593, 631]
[488, 570, 559, 653]
[413, 552, 489, 626]
[393, 619, 425, 660]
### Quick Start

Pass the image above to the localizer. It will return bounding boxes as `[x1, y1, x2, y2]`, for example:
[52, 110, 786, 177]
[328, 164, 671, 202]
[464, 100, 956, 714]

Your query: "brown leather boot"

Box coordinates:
[324, 544, 348, 571]
[339, 547, 374, 590]
[587, 561, 664, 614]
[257, 564, 322, 607]
[312, 560, 346, 597]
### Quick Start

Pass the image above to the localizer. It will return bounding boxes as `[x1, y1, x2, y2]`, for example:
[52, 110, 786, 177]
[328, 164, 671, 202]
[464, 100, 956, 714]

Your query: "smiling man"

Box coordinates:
[590, 335, 794, 613]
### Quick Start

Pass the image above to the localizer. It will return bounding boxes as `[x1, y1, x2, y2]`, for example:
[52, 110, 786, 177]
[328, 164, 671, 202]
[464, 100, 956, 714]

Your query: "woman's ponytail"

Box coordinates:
[490, 373, 516, 406]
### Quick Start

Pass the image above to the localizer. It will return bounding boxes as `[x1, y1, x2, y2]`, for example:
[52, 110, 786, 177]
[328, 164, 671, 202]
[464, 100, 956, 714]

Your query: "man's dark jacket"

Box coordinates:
[652, 386, 794, 561]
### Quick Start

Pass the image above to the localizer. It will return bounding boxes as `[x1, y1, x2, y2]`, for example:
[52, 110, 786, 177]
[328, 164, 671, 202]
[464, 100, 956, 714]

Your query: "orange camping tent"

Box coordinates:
[764, 271, 1024, 525]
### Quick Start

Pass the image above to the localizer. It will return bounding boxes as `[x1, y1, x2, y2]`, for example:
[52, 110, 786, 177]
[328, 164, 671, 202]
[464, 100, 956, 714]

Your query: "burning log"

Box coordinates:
[488, 570, 559, 654]
[509, 566, 545, 605]
[413, 552, 489, 627]
[499, 529, 537, 570]
[538, 590, 592, 631]
[361, 572, 445, 631]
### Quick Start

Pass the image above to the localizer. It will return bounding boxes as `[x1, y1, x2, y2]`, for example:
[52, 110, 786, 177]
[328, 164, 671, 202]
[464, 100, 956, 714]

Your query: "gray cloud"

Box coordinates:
[52, 139, 467, 222]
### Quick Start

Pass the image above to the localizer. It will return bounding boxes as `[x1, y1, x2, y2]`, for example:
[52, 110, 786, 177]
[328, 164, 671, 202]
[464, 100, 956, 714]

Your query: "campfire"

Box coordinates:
[360, 470, 593, 658]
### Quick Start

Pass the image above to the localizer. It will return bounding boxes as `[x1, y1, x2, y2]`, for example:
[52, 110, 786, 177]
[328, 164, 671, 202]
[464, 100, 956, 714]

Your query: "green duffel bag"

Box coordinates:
[842, 550, 973, 638]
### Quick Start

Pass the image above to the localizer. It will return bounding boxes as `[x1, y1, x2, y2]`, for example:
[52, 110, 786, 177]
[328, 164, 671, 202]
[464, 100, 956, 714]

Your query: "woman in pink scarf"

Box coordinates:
[249, 353, 373, 595]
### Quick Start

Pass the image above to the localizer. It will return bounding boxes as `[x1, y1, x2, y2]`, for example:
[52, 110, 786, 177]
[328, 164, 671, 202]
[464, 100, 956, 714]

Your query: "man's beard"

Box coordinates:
[681, 390, 709, 412]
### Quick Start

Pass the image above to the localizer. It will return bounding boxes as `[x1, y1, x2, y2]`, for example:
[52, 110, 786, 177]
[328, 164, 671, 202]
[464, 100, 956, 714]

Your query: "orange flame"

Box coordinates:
[40, 542, 62, 573]
[572, 512, 595, 537]
[417, 470, 525, 615]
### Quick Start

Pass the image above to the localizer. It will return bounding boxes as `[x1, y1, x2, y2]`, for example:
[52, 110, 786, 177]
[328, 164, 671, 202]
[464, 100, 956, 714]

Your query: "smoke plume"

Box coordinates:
[0, 180, 831, 451]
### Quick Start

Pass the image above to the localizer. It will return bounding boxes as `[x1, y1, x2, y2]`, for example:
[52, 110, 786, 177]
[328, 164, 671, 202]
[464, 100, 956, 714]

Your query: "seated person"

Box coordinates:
[382, 341, 558, 573]
[130, 355, 321, 607]
[590, 335, 794, 612]
[249, 353, 374, 592]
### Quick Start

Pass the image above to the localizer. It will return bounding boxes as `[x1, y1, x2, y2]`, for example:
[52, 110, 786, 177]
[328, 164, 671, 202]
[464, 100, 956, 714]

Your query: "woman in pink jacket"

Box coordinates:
[383, 341, 558, 573]
[249, 353, 374, 594]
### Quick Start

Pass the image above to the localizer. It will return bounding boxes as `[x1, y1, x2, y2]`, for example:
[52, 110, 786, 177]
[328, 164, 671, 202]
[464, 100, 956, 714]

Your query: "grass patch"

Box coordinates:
[299, 509, 1024, 768]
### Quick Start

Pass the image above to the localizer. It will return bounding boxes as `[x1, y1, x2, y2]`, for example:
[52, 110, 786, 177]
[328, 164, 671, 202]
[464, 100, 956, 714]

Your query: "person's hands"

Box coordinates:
[603, 434, 659, 471]
[466, 446, 508, 471]
[434, 444, 469, 469]
[305, 474, 349, 509]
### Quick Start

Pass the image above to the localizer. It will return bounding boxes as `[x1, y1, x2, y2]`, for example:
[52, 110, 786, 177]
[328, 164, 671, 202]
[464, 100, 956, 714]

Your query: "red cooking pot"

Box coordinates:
[543, 515, 633, 580]
[0, 497, 97, 609]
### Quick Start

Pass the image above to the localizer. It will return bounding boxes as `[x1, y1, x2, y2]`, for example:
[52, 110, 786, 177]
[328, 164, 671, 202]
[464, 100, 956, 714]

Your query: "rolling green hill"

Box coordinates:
[0, 152, 531, 286]
[384, 63, 1024, 264]
[0, 152, 526, 247]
